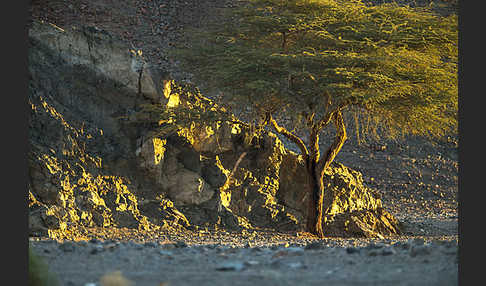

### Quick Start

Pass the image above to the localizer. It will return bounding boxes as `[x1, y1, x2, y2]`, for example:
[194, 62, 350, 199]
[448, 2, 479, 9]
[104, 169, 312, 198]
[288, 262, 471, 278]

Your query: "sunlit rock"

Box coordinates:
[28, 20, 400, 239]
[278, 153, 400, 237]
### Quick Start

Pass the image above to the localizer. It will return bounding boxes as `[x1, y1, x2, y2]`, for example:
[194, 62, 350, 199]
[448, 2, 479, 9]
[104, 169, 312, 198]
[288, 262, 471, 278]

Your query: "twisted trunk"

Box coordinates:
[305, 110, 347, 237]
[268, 110, 347, 238]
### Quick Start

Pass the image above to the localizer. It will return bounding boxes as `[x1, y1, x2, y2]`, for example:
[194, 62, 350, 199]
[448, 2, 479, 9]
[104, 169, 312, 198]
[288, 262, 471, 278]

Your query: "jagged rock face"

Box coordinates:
[137, 137, 216, 205]
[278, 154, 400, 237]
[28, 20, 187, 238]
[28, 21, 400, 239]
[29, 21, 161, 137]
[27, 20, 278, 237]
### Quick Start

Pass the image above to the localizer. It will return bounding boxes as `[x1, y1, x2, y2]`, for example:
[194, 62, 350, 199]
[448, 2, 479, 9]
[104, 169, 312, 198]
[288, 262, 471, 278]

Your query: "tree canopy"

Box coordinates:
[173, 0, 457, 142]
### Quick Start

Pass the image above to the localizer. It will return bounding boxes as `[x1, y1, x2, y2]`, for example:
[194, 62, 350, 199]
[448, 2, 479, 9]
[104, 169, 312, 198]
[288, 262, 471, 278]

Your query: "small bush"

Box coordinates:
[29, 244, 58, 286]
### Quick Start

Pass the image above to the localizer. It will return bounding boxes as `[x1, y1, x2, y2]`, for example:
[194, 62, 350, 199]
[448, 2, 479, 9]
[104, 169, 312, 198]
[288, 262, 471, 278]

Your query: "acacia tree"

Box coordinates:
[170, 0, 457, 237]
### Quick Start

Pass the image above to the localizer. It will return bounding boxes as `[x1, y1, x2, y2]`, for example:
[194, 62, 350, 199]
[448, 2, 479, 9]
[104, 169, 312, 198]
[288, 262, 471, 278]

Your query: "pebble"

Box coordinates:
[144, 241, 158, 248]
[410, 245, 432, 257]
[158, 250, 174, 259]
[305, 242, 325, 250]
[89, 238, 102, 244]
[411, 238, 426, 246]
[287, 262, 306, 269]
[381, 247, 396, 256]
[367, 250, 379, 257]
[90, 244, 104, 255]
[77, 240, 89, 247]
[286, 247, 304, 254]
[129, 242, 144, 250]
[244, 260, 260, 267]
[392, 241, 411, 250]
[59, 241, 75, 252]
[174, 241, 188, 248]
[215, 261, 245, 271]
[346, 247, 360, 254]
[366, 242, 386, 250]
[104, 242, 119, 251]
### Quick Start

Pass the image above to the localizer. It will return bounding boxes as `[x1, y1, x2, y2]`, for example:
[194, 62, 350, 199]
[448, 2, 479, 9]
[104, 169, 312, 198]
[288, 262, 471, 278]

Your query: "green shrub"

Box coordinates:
[29, 244, 58, 286]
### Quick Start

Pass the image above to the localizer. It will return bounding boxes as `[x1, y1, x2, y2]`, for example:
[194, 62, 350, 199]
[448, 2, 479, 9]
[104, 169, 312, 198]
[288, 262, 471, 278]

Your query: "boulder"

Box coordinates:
[278, 153, 400, 238]
[164, 169, 214, 205]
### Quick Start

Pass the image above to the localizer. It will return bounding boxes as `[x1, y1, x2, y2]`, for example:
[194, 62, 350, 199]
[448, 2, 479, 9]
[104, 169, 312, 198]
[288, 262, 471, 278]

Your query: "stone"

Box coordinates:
[77, 241, 88, 247]
[99, 271, 134, 286]
[28, 20, 170, 239]
[381, 247, 396, 256]
[30, 22, 159, 106]
[411, 238, 426, 246]
[138, 137, 167, 174]
[244, 260, 260, 267]
[286, 247, 305, 254]
[305, 242, 325, 250]
[201, 160, 227, 188]
[287, 262, 306, 269]
[346, 247, 360, 254]
[410, 245, 432, 257]
[59, 241, 75, 252]
[144, 241, 159, 248]
[104, 243, 119, 251]
[90, 244, 104, 255]
[215, 261, 245, 271]
[392, 241, 411, 250]
[28, 207, 49, 236]
[366, 243, 385, 250]
[367, 250, 379, 257]
[89, 238, 102, 244]
[158, 250, 174, 257]
[165, 169, 214, 205]
[177, 148, 202, 174]
[174, 241, 188, 248]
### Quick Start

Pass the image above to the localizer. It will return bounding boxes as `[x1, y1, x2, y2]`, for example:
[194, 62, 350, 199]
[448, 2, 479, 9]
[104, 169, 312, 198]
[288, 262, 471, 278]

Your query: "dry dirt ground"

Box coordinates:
[29, 1, 458, 285]
[30, 228, 458, 286]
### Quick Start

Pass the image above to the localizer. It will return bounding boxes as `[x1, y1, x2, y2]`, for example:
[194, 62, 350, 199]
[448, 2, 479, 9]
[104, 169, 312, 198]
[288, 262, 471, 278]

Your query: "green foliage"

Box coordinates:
[173, 0, 457, 140]
[29, 245, 59, 286]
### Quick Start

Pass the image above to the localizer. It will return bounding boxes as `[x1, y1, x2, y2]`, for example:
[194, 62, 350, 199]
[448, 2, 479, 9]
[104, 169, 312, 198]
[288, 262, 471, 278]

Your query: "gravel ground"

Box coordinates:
[30, 228, 458, 286]
[29, 1, 458, 285]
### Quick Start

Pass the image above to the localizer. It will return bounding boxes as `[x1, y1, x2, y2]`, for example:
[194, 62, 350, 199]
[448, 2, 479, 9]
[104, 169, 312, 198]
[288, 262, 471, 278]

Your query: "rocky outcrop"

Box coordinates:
[28, 20, 187, 238]
[278, 156, 400, 237]
[28, 20, 399, 239]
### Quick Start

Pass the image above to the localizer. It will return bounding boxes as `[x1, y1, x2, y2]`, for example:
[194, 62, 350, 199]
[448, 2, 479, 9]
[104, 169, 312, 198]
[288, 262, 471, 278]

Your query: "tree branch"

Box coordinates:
[267, 113, 309, 156]
[308, 126, 320, 162]
[316, 109, 347, 174]
[315, 111, 334, 132]
[314, 95, 350, 131]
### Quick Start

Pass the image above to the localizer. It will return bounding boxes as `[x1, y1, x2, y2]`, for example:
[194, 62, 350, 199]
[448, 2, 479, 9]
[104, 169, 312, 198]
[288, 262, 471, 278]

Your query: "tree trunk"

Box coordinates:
[267, 111, 347, 238]
[305, 110, 347, 238]
[305, 158, 318, 234]
[304, 159, 325, 236]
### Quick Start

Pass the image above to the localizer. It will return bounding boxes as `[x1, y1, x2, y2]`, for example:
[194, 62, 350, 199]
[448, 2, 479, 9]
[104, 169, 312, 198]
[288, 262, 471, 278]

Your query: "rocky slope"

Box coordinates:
[28, 14, 401, 239]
